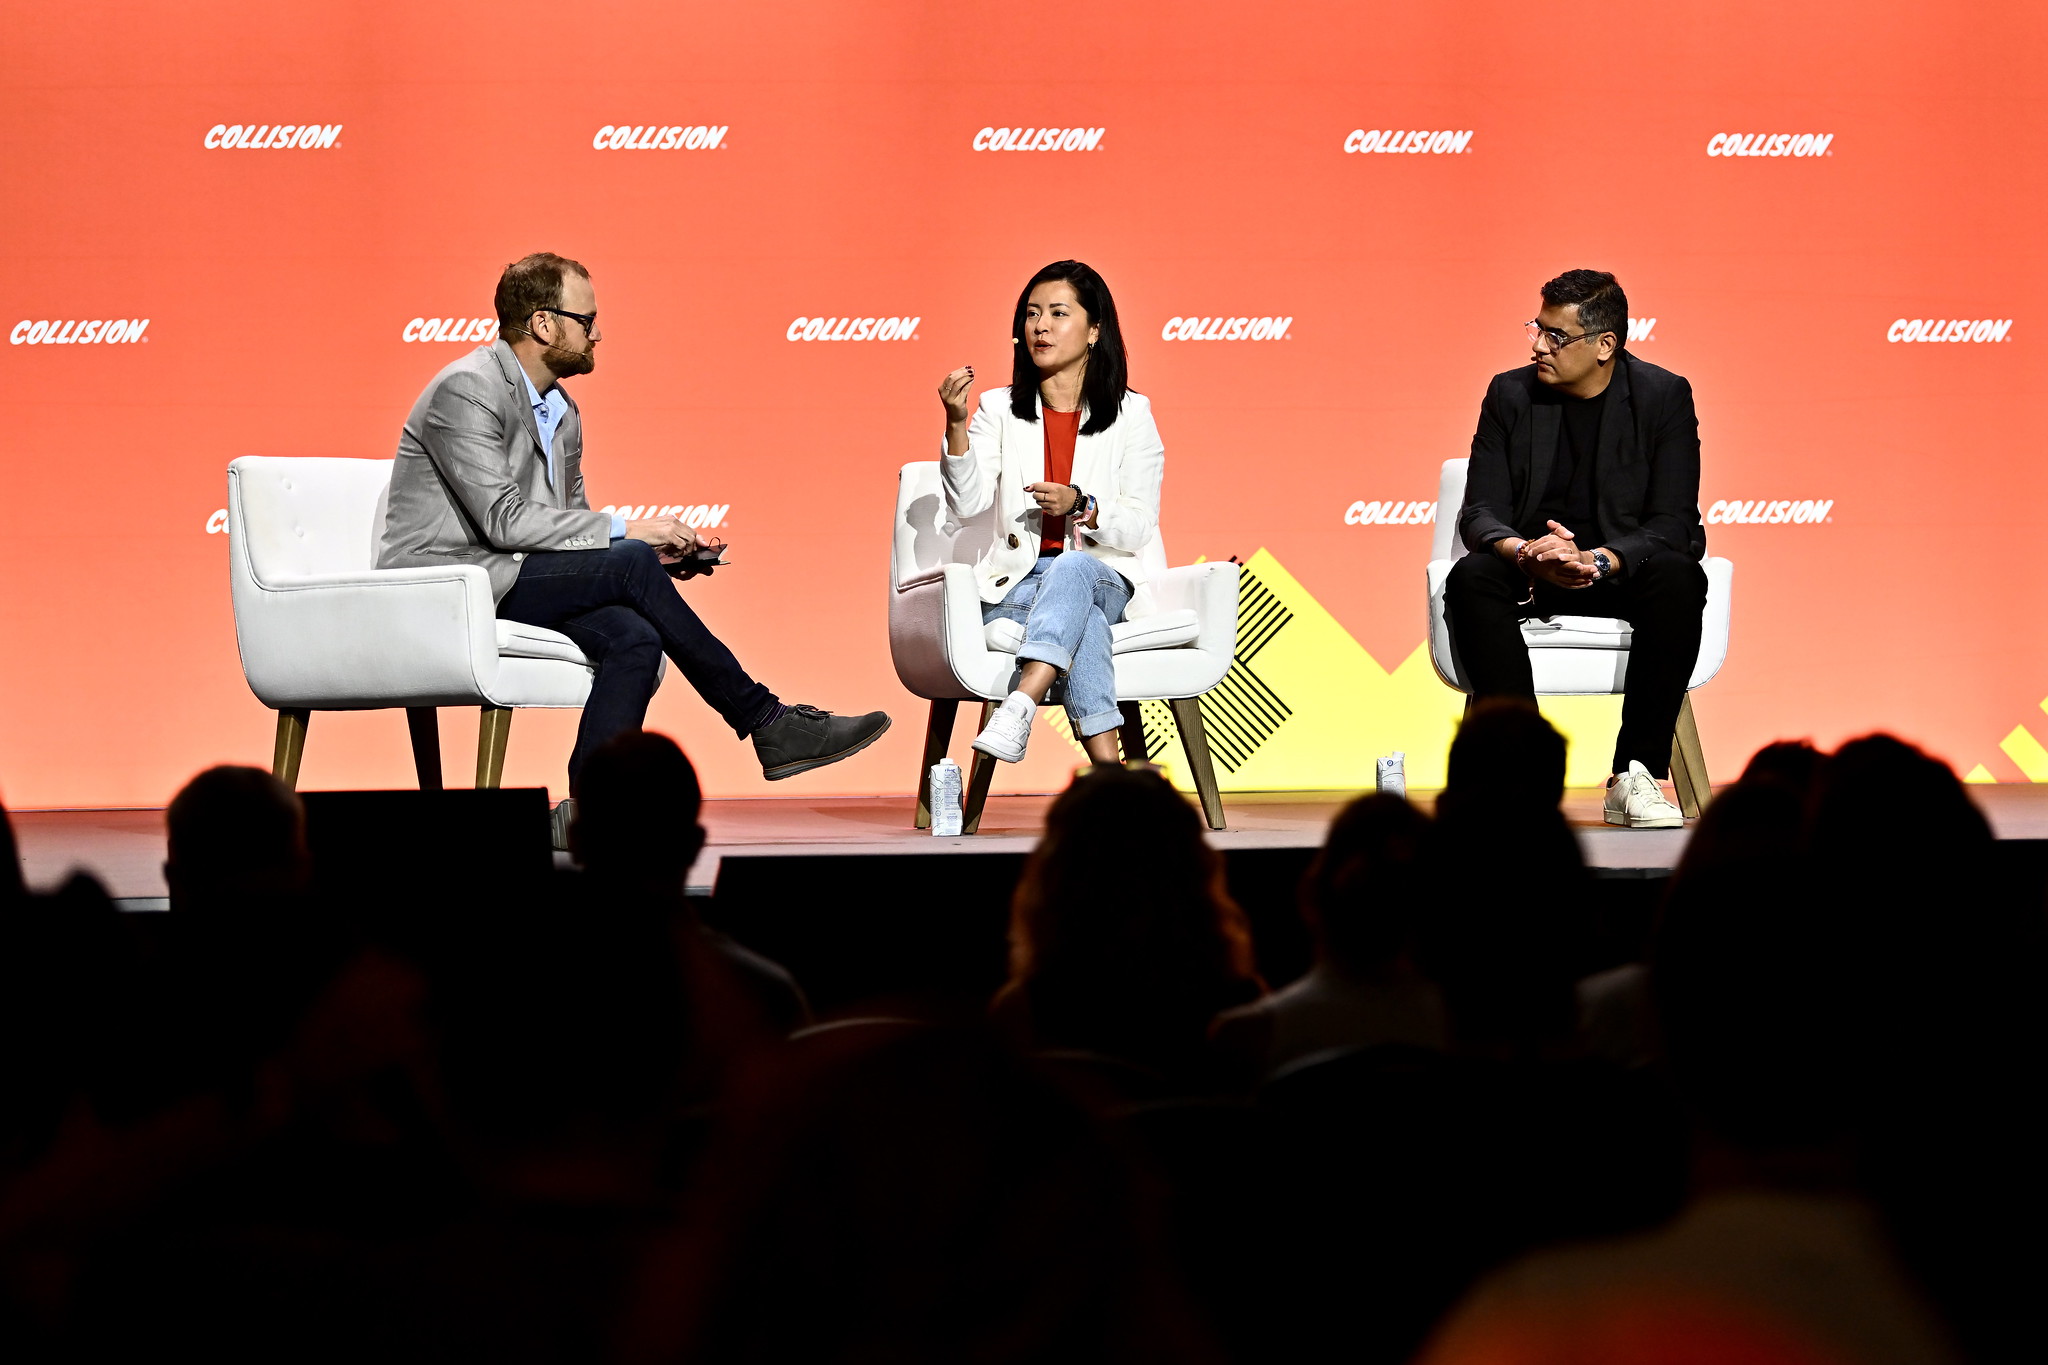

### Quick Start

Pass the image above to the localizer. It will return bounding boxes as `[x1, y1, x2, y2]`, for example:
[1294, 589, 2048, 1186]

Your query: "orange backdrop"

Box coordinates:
[4, 0, 2046, 808]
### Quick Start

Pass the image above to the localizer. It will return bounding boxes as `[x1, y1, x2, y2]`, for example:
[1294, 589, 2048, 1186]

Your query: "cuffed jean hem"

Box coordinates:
[1016, 641, 1075, 673]
[1070, 706, 1125, 739]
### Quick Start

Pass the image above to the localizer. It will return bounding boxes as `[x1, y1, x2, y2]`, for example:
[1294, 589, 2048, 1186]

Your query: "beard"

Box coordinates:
[544, 341, 596, 378]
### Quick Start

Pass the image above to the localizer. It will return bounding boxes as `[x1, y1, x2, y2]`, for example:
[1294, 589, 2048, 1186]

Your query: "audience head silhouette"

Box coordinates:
[571, 730, 706, 890]
[1442, 699, 1567, 818]
[164, 765, 309, 910]
[1000, 764, 1259, 1081]
[1303, 792, 1432, 976]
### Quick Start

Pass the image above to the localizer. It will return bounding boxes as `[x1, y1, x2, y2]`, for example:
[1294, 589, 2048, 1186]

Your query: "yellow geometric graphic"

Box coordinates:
[1998, 724, 2048, 782]
[1051, 548, 1627, 790]
[1964, 764, 1997, 785]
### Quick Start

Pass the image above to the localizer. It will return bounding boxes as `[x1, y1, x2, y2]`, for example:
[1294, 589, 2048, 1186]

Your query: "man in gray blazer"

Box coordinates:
[379, 252, 889, 799]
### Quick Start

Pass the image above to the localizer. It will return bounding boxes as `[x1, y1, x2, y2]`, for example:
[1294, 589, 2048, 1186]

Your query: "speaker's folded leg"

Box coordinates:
[272, 708, 310, 790]
[406, 707, 443, 791]
[476, 706, 513, 789]
[1169, 697, 1227, 831]
[914, 698, 960, 829]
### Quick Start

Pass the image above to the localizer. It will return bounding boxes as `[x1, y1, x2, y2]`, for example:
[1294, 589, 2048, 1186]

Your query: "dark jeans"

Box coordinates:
[1443, 547, 1707, 778]
[497, 539, 778, 784]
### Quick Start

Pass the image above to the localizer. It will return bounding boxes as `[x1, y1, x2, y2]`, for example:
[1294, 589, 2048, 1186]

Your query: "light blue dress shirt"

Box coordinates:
[517, 365, 626, 539]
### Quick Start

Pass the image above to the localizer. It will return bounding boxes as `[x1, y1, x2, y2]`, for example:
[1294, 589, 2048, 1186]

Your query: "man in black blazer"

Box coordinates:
[1444, 270, 1705, 828]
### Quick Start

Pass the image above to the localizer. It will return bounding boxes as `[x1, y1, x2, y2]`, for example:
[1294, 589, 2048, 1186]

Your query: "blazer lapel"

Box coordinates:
[1525, 400, 1560, 525]
[493, 342, 551, 474]
[1071, 402, 1105, 494]
[1016, 397, 1046, 489]
[1592, 354, 1634, 542]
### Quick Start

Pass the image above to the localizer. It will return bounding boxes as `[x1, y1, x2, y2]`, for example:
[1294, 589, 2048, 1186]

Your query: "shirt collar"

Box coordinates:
[514, 360, 563, 414]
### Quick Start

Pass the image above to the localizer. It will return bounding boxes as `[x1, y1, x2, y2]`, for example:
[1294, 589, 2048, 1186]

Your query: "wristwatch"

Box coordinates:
[1591, 550, 1614, 580]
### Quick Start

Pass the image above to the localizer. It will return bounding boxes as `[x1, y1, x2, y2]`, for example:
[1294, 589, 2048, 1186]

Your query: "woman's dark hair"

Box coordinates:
[1009, 260, 1130, 436]
[1004, 766, 1258, 1074]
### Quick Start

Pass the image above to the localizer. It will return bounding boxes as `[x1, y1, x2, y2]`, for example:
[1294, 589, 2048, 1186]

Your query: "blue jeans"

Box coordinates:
[497, 539, 780, 784]
[983, 552, 1131, 738]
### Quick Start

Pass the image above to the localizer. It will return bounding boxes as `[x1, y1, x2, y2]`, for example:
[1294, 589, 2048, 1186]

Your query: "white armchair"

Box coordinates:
[1424, 458, 1732, 815]
[889, 461, 1241, 831]
[227, 456, 657, 789]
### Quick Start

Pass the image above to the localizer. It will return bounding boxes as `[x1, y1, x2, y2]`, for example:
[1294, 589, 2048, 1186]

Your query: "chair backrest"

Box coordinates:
[1430, 458, 1468, 562]
[893, 461, 1169, 586]
[229, 455, 394, 582]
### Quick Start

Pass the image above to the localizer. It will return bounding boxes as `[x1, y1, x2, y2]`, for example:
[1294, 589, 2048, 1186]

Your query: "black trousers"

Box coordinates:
[1443, 548, 1707, 778]
[496, 539, 779, 785]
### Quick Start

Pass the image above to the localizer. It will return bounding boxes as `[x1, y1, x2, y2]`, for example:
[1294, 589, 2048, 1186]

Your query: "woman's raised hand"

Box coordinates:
[939, 365, 975, 424]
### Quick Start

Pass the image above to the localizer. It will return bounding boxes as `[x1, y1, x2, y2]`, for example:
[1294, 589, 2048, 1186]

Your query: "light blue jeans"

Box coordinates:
[983, 552, 1132, 737]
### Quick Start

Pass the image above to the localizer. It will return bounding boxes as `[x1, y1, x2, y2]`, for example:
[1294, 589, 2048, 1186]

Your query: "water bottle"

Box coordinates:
[1375, 752, 1406, 799]
[929, 758, 964, 836]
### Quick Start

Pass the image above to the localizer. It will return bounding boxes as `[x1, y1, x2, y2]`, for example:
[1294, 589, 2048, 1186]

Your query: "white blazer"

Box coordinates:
[940, 386, 1165, 620]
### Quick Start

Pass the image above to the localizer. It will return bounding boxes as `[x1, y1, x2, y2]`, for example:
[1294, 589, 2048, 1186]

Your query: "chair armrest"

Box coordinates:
[889, 563, 992, 699]
[1150, 561, 1240, 657]
[230, 562, 501, 708]
[895, 564, 948, 592]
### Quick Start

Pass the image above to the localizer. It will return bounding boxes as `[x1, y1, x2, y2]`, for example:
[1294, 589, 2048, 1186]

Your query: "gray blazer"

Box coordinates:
[378, 340, 612, 601]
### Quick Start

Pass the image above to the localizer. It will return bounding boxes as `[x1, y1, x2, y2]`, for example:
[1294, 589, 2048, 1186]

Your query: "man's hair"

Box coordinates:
[494, 252, 591, 334]
[574, 730, 703, 880]
[1540, 268, 1628, 351]
[166, 765, 307, 901]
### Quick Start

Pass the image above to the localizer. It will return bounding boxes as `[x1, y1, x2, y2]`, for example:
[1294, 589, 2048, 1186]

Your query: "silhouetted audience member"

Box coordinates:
[1578, 767, 1812, 1069]
[572, 730, 809, 1033]
[1438, 697, 1568, 823]
[0, 793, 23, 906]
[992, 765, 1262, 1097]
[622, 1022, 1222, 1365]
[1740, 736, 1827, 795]
[1805, 735, 2044, 1361]
[1212, 793, 1445, 1078]
[1421, 855, 1964, 1365]
[163, 764, 311, 911]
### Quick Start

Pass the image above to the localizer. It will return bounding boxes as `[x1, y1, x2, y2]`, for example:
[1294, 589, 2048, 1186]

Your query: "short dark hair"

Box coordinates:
[573, 730, 702, 879]
[165, 765, 306, 901]
[494, 252, 590, 334]
[1540, 268, 1628, 351]
[1443, 698, 1567, 813]
[1008, 260, 1131, 436]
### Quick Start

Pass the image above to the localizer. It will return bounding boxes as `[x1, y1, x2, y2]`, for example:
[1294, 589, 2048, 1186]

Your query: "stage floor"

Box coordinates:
[15, 783, 2048, 904]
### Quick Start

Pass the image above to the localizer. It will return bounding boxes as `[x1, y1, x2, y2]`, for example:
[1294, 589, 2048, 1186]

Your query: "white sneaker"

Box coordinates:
[971, 692, 1035, 764]
[1604, 761, 1685, 828]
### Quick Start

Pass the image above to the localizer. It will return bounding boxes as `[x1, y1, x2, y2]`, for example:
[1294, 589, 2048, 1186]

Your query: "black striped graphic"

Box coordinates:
[1138, 564, 1294, 775]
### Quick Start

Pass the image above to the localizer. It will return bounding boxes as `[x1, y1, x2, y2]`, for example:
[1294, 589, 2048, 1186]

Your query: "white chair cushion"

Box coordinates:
[982, 607, 1201, 657]
[495, 619, 592, 665]
[1522, 616, 1632, 649]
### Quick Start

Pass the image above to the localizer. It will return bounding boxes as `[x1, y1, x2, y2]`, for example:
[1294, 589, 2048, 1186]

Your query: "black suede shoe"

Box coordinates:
[753, 705, 892, 781]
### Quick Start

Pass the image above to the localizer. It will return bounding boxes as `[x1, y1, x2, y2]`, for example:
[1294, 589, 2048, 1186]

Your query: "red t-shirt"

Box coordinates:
[1041, 407, 1080, 552]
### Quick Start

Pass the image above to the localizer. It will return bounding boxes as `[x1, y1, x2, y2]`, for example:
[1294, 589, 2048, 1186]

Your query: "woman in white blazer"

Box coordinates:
[936, 260, 1164, 766]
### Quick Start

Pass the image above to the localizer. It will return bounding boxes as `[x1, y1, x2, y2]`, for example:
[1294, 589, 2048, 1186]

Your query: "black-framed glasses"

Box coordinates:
[1525, 319, 1600, 351]
[541, 307, 598, 334]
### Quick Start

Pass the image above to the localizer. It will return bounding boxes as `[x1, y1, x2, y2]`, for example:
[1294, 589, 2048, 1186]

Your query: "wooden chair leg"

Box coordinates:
[475, 705, 513, 789]
[961, 702, 1000, 835]
[272, 708, 310, 790]
[1169, 697, 1227, 831]
[914, 699, 961, 829]
[1669, 692, 1712, 819]
[406, 707, 444, 791]
[1118, 701, 1149, 763]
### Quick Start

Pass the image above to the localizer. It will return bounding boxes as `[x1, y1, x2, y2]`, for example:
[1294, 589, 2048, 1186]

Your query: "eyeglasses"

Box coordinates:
[1526, 319, 1602, 351]
[541, 307, 598, 334]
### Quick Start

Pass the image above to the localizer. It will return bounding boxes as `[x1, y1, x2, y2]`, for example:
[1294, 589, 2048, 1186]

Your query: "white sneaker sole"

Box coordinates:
[970, 730, 1028, 764]
[1604, 808, 1684, 829]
